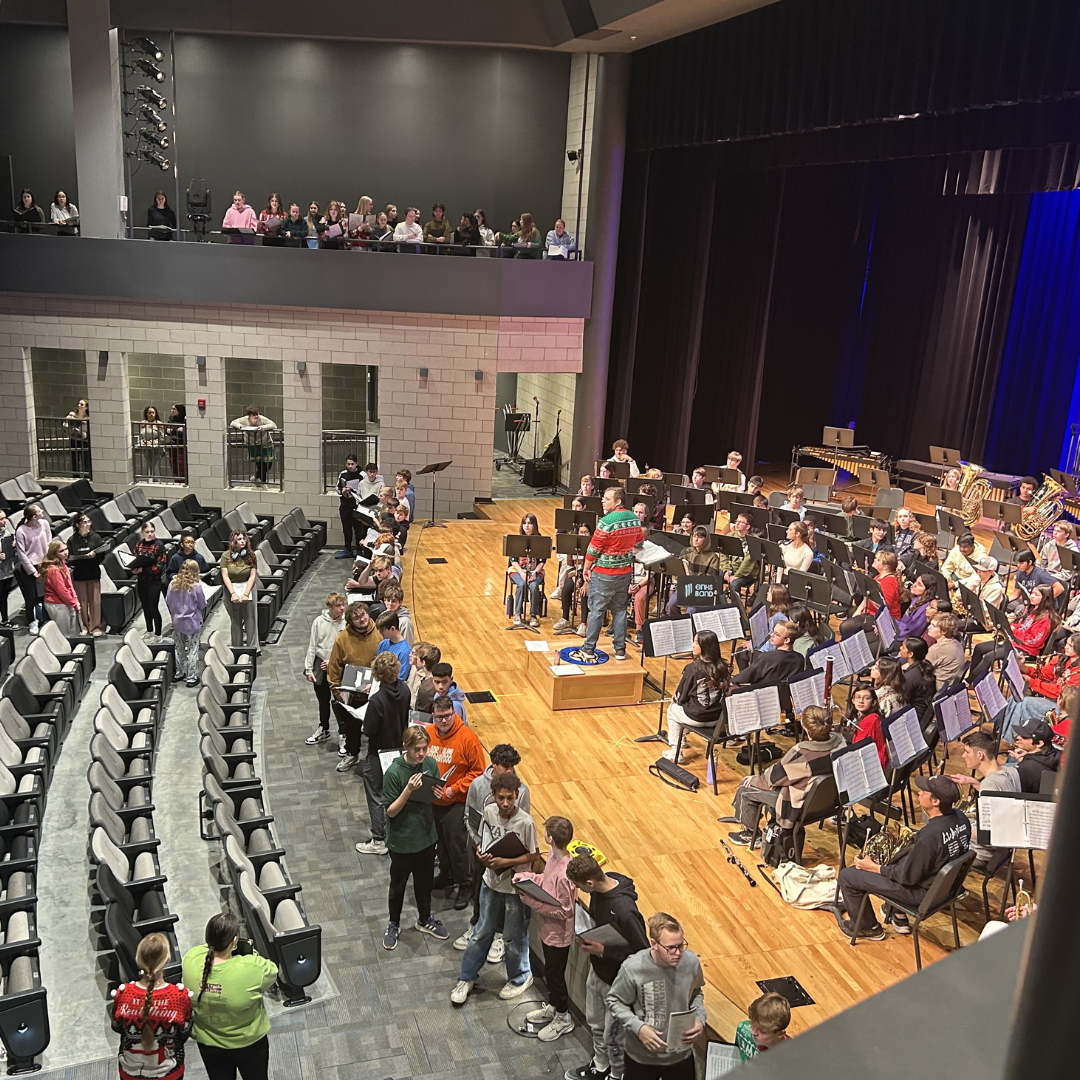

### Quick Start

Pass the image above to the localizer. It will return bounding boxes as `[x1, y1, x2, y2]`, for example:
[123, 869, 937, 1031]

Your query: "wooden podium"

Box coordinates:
[526, 648, 645, 711]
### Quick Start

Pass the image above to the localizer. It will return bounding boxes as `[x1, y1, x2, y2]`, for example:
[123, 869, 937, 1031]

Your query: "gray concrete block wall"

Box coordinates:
[321, 361, 375, 430]
[0, 347, 35, 476]
[127, 352, 186, 421]
[30, 347, 88, 417]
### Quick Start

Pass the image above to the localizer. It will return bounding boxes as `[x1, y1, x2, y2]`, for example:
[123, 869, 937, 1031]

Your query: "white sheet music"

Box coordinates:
[692, 607, 744, 642]
[727, 693, 762, 736]
[832, 741, 887, 804]
[840, 631, 874, 675]
[810, 647, 850, 682]
[524, 640, 551, 652]
[635, 539, 671, 567]
[936, 693, 962, 742]
[649, 618, 695, 657]
[876, 607, 897, 650]
[749, 605, 770, 649]
[1005, 650, 1025, 701]
[789, 671, 826, 713]
[973, 672, 1008, 723]
[985, 796, 1056, 850]
[754, 684, 782, 729]
[884, 706, 926, 769]
[705, 1042, 742, 1079]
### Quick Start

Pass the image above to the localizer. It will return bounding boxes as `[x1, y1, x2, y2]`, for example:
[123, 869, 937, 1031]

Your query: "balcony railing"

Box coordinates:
[322, 431, 381, 493]
[225, 428, 284, 490]
[36, 416, 91, 480]
[131, 421, 187, 484]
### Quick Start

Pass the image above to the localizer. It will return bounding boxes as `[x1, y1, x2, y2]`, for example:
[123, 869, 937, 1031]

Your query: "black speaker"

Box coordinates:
[523, 458, 554, 487]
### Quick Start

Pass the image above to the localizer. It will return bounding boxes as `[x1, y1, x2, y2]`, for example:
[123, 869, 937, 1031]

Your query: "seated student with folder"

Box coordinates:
[731, 622, 805, 687]
[451, 773, 538, 1005]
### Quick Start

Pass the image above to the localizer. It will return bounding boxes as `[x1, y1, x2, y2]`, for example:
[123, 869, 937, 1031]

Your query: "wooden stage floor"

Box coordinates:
[401, 486, 1006, 1039]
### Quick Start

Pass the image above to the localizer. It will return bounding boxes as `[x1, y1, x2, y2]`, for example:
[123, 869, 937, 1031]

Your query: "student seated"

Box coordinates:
[781, 520, 813, 573]
[925, 612, 965, 689]
[781, 485, 806, 519]
[837, 775, 970, 939]
[724, 705, 843, 846]
[663, 631, 729, 763]
[736, 992, 791, 1061]
[948, 731, 1019, 868]
[756, 584, 792, 653]
[1024, 631, 1080, 700]
[666, 526, 720, 615]
[941, 533, 986, 594]
[898, 636, 936, 717]
[689, 467, 715, 504]
[969, 582, 1055, 683]
[554, 524, 591, 635]
[506, 513, 547, 628]
[1010, 719, 1061, 792]
[732, 621, 805, 686]
[844, 684, 887, 768]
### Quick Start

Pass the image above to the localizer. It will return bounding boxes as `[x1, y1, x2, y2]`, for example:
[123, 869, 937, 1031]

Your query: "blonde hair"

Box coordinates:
[403, 725, 430, 751]
[326, 592, 345, 607]
[648, 911, 682, 940]
[931, 612, 958, 638]
[354, 195, 373, 215]
[170, 559, 201, 591]
[135, 932, 171, 1051]
[748, 992, 790, 1034]
[38, 539, 66, 572]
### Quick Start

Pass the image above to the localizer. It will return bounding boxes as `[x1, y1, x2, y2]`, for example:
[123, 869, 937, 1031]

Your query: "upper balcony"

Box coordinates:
[0, 233, 593, 320]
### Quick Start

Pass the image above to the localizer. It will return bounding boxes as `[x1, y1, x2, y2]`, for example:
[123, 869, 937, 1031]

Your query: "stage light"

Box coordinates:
[133, 36, 164, 61]
[134, 59, 166, 83]
[140, 127, 169, 149]
[138, 105, 167, 131]
[140, 148, 171, 171]
[135, 85, 167, 109]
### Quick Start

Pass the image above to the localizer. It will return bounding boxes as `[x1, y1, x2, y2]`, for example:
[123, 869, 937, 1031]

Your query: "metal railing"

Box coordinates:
[131, 421, 188, 484]
[225, 428, 284, 490]
[35, 416, 91, 479]
[322, 431, 381, 492]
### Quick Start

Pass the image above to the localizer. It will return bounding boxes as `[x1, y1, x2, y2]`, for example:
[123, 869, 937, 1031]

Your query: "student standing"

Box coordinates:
[607, 913, 707, 1080]
[0, 510, 14, 628]
[218, 532, 258, 650]
[335, 454, 364, 557]
[14, 503, 51, 634]
[735, 992, 790, 1061]
[451, 772, 538, 1004]
[131, 521, 167, 640]
[381, 725, 450, 949]
[375, 611, 412, 678]
[514, 816, 577, 1042]
[564, 854, 649, 1080]
[40, 540, 81, 636]
[303, 593, 346, 745]
[67, 513, 105, 634]
[182, 913, 278, 1080]
[166, 560, 207, 686]
[328, 601, 381, 768]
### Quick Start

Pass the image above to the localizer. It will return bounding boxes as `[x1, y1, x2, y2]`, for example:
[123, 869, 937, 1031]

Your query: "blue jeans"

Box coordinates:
[510, 572, 542, 616]
[998, 696, 1051, 742]
[459, 883, 531, 984]
[584, 571, 631, 653]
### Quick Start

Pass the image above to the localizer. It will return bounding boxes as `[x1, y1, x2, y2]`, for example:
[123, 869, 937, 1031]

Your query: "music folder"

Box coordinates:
[340, 665, 374, 694]
[578, 921, 628, 948]
[408, 772, 446, 804]
[831, 738, 888, 805]
[116, 550, 154, 569]
[882, 706, 926, 769]
[483, 830, 530, 860]
[512, 877, 561, 906]
[643, 616, 695, 658]
[977, 790, 1055, 850]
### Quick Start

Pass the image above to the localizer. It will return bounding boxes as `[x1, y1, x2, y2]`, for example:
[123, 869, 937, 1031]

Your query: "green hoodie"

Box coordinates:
[182, 946, 278, 1048]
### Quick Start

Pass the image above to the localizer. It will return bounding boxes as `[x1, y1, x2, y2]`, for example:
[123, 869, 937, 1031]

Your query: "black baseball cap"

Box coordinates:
[914, 775, 961, 811]
[1015, 718, 1054, 746]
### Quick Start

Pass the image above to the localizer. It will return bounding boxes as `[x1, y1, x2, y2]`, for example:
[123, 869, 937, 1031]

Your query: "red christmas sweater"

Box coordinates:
[111, 981, 192, 1080]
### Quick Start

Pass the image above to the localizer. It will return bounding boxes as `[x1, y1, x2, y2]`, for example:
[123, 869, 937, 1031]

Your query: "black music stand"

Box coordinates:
[925, 485, 964, 513]
[662, 471, 688, 488]
[956, 581, 990, 634]
[418, 460, 453, 530]
[717, 467, 743, 487]
[938, 509, 967, 536]
[564, 494, 603, 514]
[553, 533, 591, 635]
[502, 533, 553, 632]
[731, 503, 770, 531]
[553, 508, 597, 533]
[594, 459, 630, 480]
[826, 535, 853, 567]
[1057, 544, 1080, 577]
[672, 504, 714, 526]
[675, 575, 719, 609]
[982, 499, 1023, 532]
[668, 485, 707, 506]
[714, 489, 742, 515]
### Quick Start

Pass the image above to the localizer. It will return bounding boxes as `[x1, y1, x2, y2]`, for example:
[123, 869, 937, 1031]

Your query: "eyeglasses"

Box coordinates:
[654, 940, 688, 955]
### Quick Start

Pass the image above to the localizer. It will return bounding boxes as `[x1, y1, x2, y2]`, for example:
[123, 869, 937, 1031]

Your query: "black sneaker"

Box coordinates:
[727, 829, 756, 846]
[565, 1065, 610, 1080]
[888, 910, 911, 935]
[567, 647, 596, 663]
[614, 649, 628, 661]
[838, 917, 885, 941]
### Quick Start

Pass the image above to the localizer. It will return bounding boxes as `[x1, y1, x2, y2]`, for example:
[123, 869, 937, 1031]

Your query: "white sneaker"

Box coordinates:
[453, 925, 474, 951]
[355, 838, 388, 855]
[537, 1012, 575, 1042]
[529, 615, 540, 628]
[575, 624, 587, 636]
[336, 754, 358, 772]
[486, 932, 505, 964]
[338, 735, 347, 756]
[450, 979, 474, 1005]
[305, 728, 331, 745]
[28, 620, 39, 636]
[513, 614, 524, 627]
[662, 746, 683, 764]
[499, 972, 534, 999]
[527, 1003, 556, 1026]
[552, 619, 569, 631]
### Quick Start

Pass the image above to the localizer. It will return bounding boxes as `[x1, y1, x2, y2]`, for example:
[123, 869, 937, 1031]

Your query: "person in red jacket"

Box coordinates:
[39, 539, 81, 636]
[426, 696, 485, 909]
[969, 584, 1057, 684]
[846, 685, 887, 768]
[1025, 632, 1080, 700]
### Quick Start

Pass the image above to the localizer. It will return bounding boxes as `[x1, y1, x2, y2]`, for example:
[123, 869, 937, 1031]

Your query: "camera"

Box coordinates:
[567, 149, 579, 162]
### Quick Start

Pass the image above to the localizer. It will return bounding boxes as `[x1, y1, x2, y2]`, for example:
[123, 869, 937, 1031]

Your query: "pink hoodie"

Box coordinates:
[513, 852, 577, 947]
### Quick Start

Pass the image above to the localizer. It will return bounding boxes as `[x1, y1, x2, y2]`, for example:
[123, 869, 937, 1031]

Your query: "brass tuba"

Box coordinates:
[1013, 475, 1067, 541]
[958, 462, 993, 526]
[861, 820, 915, 865]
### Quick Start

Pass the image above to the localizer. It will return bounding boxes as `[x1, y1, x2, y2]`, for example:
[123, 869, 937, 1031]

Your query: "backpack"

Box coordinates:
[772, 861, 838, 909]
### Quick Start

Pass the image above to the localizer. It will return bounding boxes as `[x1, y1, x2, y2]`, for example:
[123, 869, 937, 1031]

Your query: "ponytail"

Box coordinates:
[197, 949, 214, 1004]
[198, 911, 240, 1002]
[140, 982, 156, 1052]
[133, 931, 170, 1051]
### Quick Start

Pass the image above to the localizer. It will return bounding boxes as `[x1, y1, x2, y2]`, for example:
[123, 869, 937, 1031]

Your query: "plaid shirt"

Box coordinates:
[584, 509, 644, 576]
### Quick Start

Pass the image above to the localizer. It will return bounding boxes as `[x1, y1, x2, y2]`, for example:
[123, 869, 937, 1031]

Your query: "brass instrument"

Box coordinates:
[958, 462, 993, 526]
[1014, 878, 1032, 917]
[860, 820, 915, 865]
[956, 786, 978, 827]
[1012, 474, 1067, 541]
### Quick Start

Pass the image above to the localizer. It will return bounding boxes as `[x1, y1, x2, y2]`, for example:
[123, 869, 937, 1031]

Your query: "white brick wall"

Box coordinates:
[561, 52, 599, 254]
[0, 295, 584, 537]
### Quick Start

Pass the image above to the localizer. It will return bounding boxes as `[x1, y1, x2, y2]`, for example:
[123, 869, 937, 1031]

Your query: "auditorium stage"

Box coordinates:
[402, 487, 1006, 1040]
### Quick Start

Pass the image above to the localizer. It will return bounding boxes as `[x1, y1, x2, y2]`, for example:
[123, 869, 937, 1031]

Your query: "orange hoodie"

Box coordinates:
[424, 714, 485, 805]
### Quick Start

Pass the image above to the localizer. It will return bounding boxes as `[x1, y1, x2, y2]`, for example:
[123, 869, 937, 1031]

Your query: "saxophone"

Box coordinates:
[1012, 475, 1067, 541]
[958, 462, 993, 527]
[861, 820, 915, 865]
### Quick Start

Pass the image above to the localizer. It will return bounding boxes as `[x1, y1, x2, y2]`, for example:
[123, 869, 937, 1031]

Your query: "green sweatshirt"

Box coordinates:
[382, 754, 439, 852]
[182, 946, 278, 1048]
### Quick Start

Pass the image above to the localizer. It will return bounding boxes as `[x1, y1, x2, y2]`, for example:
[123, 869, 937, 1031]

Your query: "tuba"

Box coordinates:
[861, 820, 915, 865]
[958, 462, 993, 526]
[1012, 475, 1067, 541]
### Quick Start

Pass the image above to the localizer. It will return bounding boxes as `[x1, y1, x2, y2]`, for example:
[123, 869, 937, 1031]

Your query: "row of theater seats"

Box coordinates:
[197, 637, 323, 1006]
[0, 620, 100, 1069]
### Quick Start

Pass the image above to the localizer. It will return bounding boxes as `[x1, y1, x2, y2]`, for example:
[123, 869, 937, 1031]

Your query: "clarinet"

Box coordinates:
[720, 840, 757, 887]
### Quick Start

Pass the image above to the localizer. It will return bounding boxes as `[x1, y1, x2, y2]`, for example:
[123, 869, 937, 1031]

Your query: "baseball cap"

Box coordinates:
[975, 555, 999, 573]
[913, 775, 961, 810]
[1014, 718, 1054, 745]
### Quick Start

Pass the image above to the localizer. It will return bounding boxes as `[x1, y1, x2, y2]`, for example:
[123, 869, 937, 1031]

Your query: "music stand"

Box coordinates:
[668, 485, 707, 506]
[502, 533, 553, 632]
[594, 459, 630, 480]
[1057, 545, 1080, 576]
[676, 575, 719, 608]
[982, 499, 1023, 531]
[914, 511, 939, 533]
[554, 508, 597, 533]
[717, 467, 743, 487]
[925, 485, 964, 512]
[564, 495, 602, 514]
[956, 581, 990, 632]
[672, 504, 714, 526]
[662, 471, 687, 488]
[714, 534, 746, 560]
[826, 535, 853, 567]
[823, 426, 855, 448]
[938, 509, 967, 536]
[929, 446, 963, 468]
[731, 502, 770, 531]
[418, 460, 453, 530]
[699, 465, 722, 483]
[795, 467, 837, 488]
[627, 475, 667, 497]
[714, 489, 743, 515]
[774, 507, 801, 528]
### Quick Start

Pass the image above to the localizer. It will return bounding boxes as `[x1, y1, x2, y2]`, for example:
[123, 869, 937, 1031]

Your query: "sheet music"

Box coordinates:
[524, 640, 551, 652]
[549, 664, 583, 676]
[840, 631, 874, 675]
[749, 605, 770, 650]
[635, 540, 672, 567]
[876, 607, 897, 650]
[705, 1042, 742, 1079]
[649, 618, 695, 657]
[936, 693, 961, 742]
[832, 741, 887, 804]
[810, 646, 850, 682]
[973, 672, 1008, 723]
[985, 796, 1056, 850]
[692, 607, 743, 642]
[1004, 651, 1025, 701]
[789, 670, 826, 713]
[884, 707, 926, 769]
[727, 693, 762, 736]
[754, 684, 782, 729]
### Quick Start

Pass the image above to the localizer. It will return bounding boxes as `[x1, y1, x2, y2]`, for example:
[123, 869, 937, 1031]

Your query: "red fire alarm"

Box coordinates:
[197, 398, 206, 410]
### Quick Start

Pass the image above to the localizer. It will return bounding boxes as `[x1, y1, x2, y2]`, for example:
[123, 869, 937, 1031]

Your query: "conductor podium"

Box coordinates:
[525, 648, 645, 710]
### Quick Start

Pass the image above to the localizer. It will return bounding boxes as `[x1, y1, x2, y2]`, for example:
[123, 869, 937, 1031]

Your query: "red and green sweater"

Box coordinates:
[584, 509, 644, 576]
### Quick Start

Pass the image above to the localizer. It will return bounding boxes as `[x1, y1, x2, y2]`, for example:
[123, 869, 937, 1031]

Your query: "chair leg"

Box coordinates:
[912, 922, 923, 971]
[981, 876, 991, 925]
[850, 895, 870, 946]
[951, 903, 961, 950]
[673, 728, 686, 762]
[1028, 849, 1036, 890]
[707, 739, 718, 796]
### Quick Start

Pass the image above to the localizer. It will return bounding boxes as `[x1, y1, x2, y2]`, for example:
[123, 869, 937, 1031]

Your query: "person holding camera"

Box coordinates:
[182, 912, 278, 1080]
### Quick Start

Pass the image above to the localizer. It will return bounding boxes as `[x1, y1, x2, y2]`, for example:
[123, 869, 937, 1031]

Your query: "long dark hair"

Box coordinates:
[789, 602, 827, 646]
[198, 912, 240, 1002]
[1056, 633, 1080, 677]
[902, 636, 936, 686]
[911, 574, 938, 607]
[1027, 584, 1061, 630]
[153, 190, 170, 209]
[767, 584, 791, 617]
[519, 513, 540, 535]
[694, 630, 730, 691]
[873, 655, 908, 703]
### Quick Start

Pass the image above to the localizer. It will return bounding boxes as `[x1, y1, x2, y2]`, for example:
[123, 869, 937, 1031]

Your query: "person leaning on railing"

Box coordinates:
[12, 188, 45, 232]
[496, 212, 542, 258]
[229, 406, 278, 486]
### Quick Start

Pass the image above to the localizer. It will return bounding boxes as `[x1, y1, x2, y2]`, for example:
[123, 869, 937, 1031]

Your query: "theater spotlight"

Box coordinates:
[138, 105, 167, 131]
[133, 36, 164, 61]
[135, 85, 167, 109]
[140, 127, 169, 149]
[134, 58, 166, 83]
[140, 148, 171, 171]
